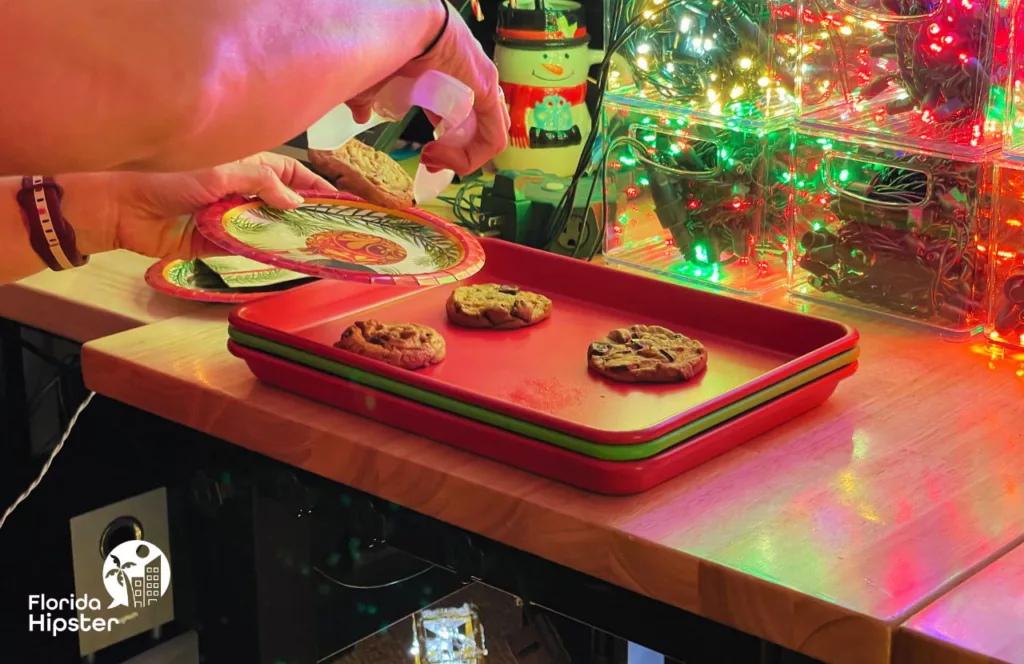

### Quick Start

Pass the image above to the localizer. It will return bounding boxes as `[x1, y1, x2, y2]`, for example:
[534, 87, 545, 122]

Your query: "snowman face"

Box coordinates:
[495, 44, 591, 87]
[533, 50, 575, 83]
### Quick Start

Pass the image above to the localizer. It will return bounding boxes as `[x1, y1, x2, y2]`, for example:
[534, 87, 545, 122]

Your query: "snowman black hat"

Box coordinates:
[495, 0, 590, 50]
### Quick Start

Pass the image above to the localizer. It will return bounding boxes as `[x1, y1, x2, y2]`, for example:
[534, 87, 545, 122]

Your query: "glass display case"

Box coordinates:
[605, 0, 800, 125]
[329, 581, 671, 664]
[1003, 0, 1024, 157]
[796, 0, 1012, 157]
[986, 159, 1024, 347]
[602, 100, 792, 295]
[788, 126, 993, 334]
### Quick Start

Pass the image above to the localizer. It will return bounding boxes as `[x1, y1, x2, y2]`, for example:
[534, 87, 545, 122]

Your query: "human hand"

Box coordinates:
[88, 152, 335, 260]
[347, 1, 510, 177]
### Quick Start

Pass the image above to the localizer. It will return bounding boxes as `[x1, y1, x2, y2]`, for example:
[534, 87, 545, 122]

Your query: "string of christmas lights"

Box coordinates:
[1006, 0, 1024, 154]
[611, 0, 1008, 143]
[545, 0, 696, 249]
[799, 0, 1009, 146]
[792, 137, 989, 327]
[987, 164, 1024, 347]
[598, 0, 1004, 318]
[603, 107, 790, 287]
[611, 0, 799, 121]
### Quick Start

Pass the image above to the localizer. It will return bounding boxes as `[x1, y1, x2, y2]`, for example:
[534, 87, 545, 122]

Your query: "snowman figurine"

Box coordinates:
[493, 0, 604, 176]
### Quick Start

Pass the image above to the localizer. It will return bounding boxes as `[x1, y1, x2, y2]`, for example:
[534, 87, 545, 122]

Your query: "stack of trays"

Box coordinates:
[227, 238, 859, 494]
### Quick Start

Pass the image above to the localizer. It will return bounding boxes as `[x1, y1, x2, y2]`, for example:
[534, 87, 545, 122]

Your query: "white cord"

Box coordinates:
[313, 563, 436, 590]
[0, 390, 95, 532]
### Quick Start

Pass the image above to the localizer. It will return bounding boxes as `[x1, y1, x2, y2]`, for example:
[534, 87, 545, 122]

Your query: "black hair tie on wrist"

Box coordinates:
[417, 0, 450, 59]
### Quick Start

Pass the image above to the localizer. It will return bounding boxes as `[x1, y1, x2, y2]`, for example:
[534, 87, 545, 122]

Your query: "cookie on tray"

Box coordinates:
[587, 324, 707, 384]
[446, 284, 552, 330]
[336, 320, 445, 370]
[308, 139, 414, 210]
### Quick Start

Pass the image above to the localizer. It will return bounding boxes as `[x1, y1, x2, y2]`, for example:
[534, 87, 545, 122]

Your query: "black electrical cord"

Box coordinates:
[551, 0, 836, 264]
[438, 179, 487, 233]
[543, 0, 693, 254]
[579, 133, 722, 262]
[543, 0, 628, 248]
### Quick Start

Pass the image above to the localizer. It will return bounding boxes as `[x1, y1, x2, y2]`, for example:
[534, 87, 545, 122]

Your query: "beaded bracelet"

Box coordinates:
[16, 176, 89, 271]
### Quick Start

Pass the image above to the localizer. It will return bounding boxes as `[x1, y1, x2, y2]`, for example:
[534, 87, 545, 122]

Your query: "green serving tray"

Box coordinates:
[229, 327, 859, 462]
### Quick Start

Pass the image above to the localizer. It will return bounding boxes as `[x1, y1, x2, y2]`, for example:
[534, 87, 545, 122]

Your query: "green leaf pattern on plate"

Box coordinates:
[198, 255, 307, 287]
[165, 259, 196, 288]
[228, 203, 463, 272]
[225, 215, 273, 236]
[218, 268, 295, 287]
[164, 259, 305, 292]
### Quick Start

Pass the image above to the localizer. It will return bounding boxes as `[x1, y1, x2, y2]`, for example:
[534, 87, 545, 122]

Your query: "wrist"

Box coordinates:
[56, 173, 123, 257]
[417, 0, 449, 58]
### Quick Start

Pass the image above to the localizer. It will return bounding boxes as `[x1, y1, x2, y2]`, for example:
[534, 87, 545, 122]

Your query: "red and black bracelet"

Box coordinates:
[16, 176, 88, 271]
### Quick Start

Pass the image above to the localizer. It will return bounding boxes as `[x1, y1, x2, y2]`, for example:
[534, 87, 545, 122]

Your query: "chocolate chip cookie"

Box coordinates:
[588, 324, 707, 383]
[308, 139, 414, 210]
[446, 284, 552, 330]
[336, 320, 445, 370]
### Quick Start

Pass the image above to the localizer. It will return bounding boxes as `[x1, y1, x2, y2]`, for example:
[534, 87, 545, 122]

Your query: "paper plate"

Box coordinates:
[194, 192, 485, 286]
[144, 259, 308, 303]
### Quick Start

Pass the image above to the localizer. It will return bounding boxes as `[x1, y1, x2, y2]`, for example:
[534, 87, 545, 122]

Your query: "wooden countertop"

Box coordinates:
[79, 292, 1024, 664]
[895, 544, 1024, 664]
[0, 251, 205, 342]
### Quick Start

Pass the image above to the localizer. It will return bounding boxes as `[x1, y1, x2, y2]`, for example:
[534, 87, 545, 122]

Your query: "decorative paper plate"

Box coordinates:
[194, 192, 485, 286]
[144, 259, 310, 303]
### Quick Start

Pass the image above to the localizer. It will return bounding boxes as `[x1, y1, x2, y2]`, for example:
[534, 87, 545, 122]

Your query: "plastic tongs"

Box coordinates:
[306, 70, 477, 205]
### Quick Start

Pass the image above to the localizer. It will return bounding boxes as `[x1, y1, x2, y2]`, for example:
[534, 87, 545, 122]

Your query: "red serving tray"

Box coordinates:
[229, 238, 858, 445]
[228, 341, 857, 494]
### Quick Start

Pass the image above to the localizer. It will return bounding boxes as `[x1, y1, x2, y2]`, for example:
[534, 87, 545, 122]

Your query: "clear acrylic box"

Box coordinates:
[602, 99, 791, 295]
[986, 159, 1024, 347]
[796, 0, 1012, 157]
[605, 0, 800, 125]
[788, 126, 993, 335]
[1003, 0, 1024, 157]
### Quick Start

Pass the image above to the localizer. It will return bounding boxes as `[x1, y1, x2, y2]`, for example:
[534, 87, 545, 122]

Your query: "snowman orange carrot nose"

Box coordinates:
[542, 63, 565, 75]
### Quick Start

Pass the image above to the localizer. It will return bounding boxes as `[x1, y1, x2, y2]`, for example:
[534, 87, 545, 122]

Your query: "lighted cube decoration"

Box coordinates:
[796, 0, 1011, 157]
[602, 100, 792, 295]
[788, 126, 993, 334]
[606, 0, 800, 124]
[986, 160, 1024, 348]
[410, 603, 487, 664]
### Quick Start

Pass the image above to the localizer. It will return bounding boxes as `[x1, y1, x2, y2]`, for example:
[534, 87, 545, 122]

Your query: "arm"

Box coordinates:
[0, 175, 117, 284]
[0, 153, 335, 285]
[0, 0, 445, 174]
